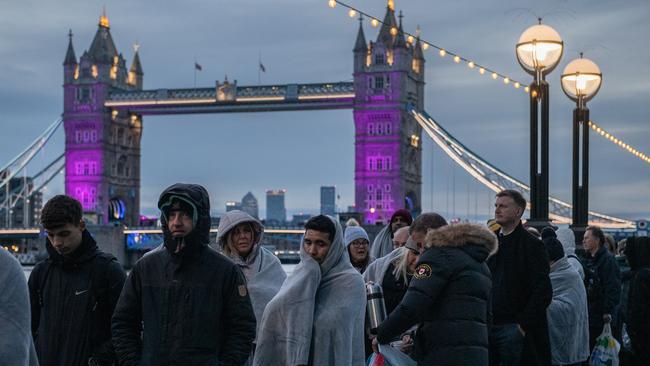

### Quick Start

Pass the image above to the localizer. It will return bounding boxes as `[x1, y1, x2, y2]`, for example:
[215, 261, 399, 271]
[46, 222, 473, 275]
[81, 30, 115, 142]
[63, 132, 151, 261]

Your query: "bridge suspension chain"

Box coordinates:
[410, 106, 635, 229]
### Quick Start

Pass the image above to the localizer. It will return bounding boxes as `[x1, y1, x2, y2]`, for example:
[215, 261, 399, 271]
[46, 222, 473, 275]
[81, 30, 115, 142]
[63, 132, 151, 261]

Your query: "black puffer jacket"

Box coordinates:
[28, 230, 126, 366]
[625, 236, 650, 359]
[377, 223, 497, 365]
[111, 184, 256, 366]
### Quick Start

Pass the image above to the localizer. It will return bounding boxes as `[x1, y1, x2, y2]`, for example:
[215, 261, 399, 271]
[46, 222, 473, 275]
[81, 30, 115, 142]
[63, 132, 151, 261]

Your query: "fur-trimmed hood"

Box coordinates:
[426, 223, 498, 256]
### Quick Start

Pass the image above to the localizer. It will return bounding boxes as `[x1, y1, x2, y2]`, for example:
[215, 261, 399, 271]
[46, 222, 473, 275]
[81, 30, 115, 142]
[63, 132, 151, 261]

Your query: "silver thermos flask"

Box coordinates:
[366, 282, 387, 335]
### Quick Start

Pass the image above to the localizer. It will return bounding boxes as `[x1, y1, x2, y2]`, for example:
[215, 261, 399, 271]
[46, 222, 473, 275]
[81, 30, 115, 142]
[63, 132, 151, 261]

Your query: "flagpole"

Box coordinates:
[258, 52, 261, 86]
[194, 57, 197, 87]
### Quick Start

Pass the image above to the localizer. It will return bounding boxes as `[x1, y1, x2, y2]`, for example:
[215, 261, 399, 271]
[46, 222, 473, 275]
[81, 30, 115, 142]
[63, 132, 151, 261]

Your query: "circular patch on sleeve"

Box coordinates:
[238, 285, 248, 297]
[414, 264, 432, 279]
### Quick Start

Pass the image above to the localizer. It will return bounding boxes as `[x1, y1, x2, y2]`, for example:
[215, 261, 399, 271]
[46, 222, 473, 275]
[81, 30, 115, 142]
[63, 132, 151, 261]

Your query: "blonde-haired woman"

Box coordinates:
[216, 210, 286, 363]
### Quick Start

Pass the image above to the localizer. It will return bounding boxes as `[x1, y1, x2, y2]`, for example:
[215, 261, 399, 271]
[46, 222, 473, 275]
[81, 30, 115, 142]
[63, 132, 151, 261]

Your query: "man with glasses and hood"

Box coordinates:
[253, 215, 366, 366]
[112, 183, 256, 366]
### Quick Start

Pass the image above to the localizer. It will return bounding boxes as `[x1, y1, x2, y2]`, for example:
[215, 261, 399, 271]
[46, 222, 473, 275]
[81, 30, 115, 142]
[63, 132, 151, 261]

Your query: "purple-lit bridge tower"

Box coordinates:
[63, 6, 423, 225]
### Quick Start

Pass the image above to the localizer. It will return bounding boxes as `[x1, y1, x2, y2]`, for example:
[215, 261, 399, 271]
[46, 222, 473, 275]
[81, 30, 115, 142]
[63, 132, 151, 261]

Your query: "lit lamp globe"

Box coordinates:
[561, 57, 602, 105]
[516, 23, 563, 77]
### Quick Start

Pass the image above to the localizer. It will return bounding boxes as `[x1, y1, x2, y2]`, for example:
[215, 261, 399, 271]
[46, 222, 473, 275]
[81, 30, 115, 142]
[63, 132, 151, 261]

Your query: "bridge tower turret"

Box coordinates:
[63, 11, 143, 225]
[353, 1, 424, 224]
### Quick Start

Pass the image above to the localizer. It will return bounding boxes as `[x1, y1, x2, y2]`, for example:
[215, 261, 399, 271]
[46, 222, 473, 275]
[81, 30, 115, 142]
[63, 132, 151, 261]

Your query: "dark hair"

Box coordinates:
[410, 212, 448, 234]
[496, 189, 527, 211]
[41, 195, 83, 230]
[586, 225, 606, 246]
[305, 215, 336, 242]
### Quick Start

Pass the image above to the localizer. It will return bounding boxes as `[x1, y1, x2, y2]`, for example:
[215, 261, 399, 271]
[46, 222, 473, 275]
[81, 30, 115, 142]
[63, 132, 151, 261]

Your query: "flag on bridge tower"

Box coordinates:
[194, 62, 202, 71]
[259, 61, 266, 72]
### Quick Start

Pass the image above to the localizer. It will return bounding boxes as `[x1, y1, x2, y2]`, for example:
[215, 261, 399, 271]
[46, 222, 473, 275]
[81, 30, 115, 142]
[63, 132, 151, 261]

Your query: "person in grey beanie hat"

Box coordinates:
[345, 226, 374, 273]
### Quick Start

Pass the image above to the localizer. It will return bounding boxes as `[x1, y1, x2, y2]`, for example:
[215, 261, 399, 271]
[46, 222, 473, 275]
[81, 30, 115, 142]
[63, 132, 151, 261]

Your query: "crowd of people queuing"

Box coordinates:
[1, 183, 649, 365]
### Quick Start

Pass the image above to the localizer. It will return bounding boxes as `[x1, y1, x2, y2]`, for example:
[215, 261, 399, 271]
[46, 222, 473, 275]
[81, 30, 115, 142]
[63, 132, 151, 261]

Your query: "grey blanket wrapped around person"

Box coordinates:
[370, 224, 394, 259]
[216, 210, 286, 332]
[253, 216, 367, 366]
[363, 246, 406, 285]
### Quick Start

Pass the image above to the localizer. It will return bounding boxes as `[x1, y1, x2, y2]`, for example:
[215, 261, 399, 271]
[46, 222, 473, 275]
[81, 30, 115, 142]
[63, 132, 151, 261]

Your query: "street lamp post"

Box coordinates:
[561, 55, 602, 241]
[516, 20, 563, 229]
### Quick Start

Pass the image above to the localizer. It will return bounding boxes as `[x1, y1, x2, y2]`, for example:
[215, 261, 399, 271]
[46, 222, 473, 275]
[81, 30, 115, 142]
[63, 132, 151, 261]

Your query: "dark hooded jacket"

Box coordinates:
[625, 236, 650, 359]
[377, 223, 497, 365]
[111, 183, 256, 366]
[28, 229, 126, 366]
[487, 222, 552, 366]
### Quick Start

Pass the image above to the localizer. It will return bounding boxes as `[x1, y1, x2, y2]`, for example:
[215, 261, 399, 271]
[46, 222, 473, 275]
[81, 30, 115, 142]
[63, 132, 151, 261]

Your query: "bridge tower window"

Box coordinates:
[375, 53, 385, 65]
[374, 76, 384, 90]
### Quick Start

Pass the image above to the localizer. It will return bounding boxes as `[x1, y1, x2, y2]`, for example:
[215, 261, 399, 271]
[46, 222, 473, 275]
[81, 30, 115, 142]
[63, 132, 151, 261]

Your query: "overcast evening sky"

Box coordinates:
[1, 0, 648, 221]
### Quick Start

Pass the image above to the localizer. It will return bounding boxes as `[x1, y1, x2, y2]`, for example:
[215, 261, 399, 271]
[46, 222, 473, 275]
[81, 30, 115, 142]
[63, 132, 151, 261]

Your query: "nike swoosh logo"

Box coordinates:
[75, 289, 89, 296]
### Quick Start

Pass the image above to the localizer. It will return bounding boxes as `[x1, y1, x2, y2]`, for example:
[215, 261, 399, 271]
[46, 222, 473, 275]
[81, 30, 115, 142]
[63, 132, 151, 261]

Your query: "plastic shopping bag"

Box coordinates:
[589, 323, 620, 366]
[367, 352, 387, 366]
[379, 344, 417, 366]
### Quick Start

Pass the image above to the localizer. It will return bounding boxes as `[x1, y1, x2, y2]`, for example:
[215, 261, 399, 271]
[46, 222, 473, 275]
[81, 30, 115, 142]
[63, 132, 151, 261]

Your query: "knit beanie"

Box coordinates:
[391, 209, 413, 226]
[344, 226, 369, 247]
[543, 237, 565, 262]
[541, 226, 557, 240]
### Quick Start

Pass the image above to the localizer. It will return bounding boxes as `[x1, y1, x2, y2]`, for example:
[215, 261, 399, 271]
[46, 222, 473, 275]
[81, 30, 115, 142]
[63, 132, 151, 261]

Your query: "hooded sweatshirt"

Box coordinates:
[28, 229, 126, 366]
[216, 210, 286, 334]
[253, 216, 366, 366]
[556, 228, 585, 280]
[0, 249, 38, 366]
[112, 183, 256, 366]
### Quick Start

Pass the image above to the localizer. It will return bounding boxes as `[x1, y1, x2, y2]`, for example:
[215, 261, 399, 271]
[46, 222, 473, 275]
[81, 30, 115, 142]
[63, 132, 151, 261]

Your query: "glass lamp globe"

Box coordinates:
[561, 57, 602, 103]
[516, 24, 564, 76]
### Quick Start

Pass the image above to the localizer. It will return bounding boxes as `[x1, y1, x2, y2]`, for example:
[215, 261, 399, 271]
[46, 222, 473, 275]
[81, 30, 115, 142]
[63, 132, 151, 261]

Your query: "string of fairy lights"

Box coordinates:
[326, 0, 650, 165]
[588, 121, 650, 163]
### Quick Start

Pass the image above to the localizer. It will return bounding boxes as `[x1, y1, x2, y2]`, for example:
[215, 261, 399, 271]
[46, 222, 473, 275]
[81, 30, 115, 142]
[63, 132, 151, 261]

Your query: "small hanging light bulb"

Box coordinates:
[407, 35, 414, 44]
[453, 55, 460, 63]
[468, 61, 475, 68]
[479, 67, 485, 75]
[503, 77, 510, 84]
[439, 49, 446, 57]
[328, 0, 336, 8]
[348, 9, 356, 17]
[371, 18, 379, 27]
[422, 43, 429, 50]
[514, 82, 521, 88]
[491, 72, 498, 80]
[390, 27, 398, 36]
[524, 86, 530, 93]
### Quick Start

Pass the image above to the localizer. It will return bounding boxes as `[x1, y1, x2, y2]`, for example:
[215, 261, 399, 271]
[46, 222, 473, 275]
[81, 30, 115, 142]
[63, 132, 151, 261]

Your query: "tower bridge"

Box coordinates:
[1, 3, 637, 236]
[62, 6, 424, 226]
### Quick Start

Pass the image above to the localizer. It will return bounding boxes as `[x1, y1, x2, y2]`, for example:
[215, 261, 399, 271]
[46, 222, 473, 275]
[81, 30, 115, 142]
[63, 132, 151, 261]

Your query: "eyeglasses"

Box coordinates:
[350, 240, 369, 248]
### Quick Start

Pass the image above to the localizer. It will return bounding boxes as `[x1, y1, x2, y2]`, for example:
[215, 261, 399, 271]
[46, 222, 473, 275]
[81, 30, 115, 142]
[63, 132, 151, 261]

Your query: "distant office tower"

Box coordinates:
[266, 189, 287, 224]
[0, 173, 43, 228]
[320, 186, 336, 216]
[225, 201, 242, 212]
[241, 192, 259, 219]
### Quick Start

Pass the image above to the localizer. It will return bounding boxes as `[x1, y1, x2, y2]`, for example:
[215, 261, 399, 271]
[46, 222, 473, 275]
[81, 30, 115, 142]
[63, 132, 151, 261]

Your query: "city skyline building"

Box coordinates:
[225, 201, 242, 212]
[241, 191, 259, 219]
[320, 186, 336, 216]
[0, 174, 43, 228]
[266, 189, 287, 224]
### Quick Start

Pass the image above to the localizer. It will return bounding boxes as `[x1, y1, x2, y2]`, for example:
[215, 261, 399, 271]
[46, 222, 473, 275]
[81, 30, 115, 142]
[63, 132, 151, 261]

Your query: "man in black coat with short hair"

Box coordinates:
[112, 183, 256, 366]
[488, 190, 552, 366]
[29, 195, 126, 366]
